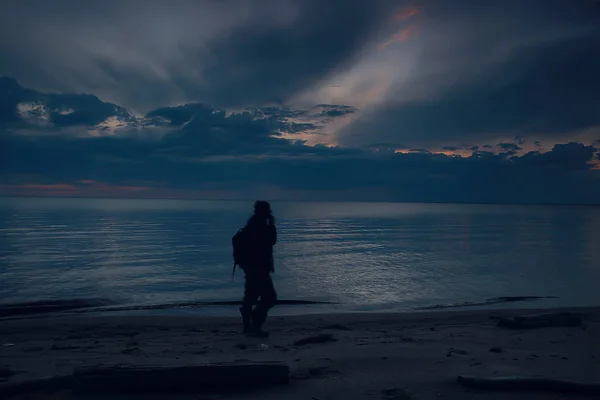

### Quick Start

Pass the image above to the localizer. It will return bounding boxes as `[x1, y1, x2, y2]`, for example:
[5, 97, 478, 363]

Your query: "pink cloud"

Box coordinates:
[1, 181, 150, 197]
[17, 183, 76, 191]
[377, 26, 417, 50]
[395, 6, 419, 21]
[0, 181, 248, 200]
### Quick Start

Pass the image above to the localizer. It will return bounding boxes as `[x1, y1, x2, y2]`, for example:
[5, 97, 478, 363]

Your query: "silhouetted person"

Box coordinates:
[238, 201, 277, 337]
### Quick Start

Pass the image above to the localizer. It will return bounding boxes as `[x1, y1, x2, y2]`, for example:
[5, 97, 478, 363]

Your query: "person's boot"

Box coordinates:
[246, 326, 269, 338]
[239, 306, 251, 334]
[246, 308, 269, 338]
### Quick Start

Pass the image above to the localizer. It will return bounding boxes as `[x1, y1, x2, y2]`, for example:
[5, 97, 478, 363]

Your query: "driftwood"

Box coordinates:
[0, 299, 335, 319]
[457, 375, 600, 395]
[419, 296, 558, 310]
[0, 367, 16, 378]
[294, 334, 337, 346]
[0, 375, 73, 398]
[0, 299, 112, 318]
[497, 312, 582, 329]
[0, 363, 289, 397]
[69, 299, 335, 315]
[73, 362, 289, 393]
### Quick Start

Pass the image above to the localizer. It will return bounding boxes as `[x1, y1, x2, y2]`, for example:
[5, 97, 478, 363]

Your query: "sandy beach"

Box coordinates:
[1, 306, 599, 399]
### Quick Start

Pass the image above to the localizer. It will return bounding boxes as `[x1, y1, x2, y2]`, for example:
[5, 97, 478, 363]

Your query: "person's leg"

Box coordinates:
[240, 273, 259, 334]
[261, 273, 277, 310]
[251, 273, 277, 332]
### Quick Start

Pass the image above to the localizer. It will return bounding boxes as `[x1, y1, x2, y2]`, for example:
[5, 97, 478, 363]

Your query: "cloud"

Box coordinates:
[377, 26, 417, 50]
[1, 77, 135, 133]
[1, 78, 361, 148]
[315, 104, 358, 118]
[17, 183, 76, 191]
[2, 0, 599, 150]
[0, 80, 362, 182]
[497, 143, 522, 152]
[1, 83, 598, 204]
[395, 5, 420, 21]
[4, 143, 598, 204]
[517, 142, 598, 171]
[0, 0, 396, 112]
[338, 30, 600, 148]
[1, 1, 600, 203]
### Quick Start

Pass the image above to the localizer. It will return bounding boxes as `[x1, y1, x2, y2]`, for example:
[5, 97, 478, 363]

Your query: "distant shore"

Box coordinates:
[1, 306, 599, 399]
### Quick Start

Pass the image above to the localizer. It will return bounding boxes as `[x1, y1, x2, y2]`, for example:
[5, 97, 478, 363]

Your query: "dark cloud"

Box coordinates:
[497, 143, 522, 152]
[516, 142, 597, 171]
[2, 0, 599, 147]
[190, 1, 393, 108]
[1, 0, 600, 203]
[3, 77, 595, 206]
[1, 79, 598, 203]
[0, 77, 133, 130]
[0, 79, 359, 163]
[367, 142, 407, 149]
[2, 126, 598, 203]
[0, 78, 345, 147]
[315, 105, 358, 118]
[145, 104, 212, 127]
[0, 0, 396, 111]
[341, 31, 600, 147]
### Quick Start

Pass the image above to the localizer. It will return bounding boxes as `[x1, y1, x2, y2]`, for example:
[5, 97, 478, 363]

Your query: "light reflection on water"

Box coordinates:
[1, 197, 600, 314]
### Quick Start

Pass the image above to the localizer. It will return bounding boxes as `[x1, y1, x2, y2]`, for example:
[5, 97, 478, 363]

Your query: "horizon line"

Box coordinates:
[0, 195, 598, 208]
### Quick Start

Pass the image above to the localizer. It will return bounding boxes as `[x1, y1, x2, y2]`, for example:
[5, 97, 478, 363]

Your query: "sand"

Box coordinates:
[1, 306, 599, 399]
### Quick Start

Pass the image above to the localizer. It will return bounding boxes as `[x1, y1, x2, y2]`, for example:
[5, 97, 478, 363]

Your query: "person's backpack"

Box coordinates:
[231, 228, 250, 278]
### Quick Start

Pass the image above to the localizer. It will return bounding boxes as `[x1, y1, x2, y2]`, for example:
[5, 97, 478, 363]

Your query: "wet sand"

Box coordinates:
[1, 306, 599, 399]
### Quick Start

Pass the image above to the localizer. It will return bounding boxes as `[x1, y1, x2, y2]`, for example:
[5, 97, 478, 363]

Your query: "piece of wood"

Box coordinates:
[457, 375, 600, 395]
[0, 298, 112, 318]
[72, 362, 289, 393]
[294, 334, 337, 346]
[497, 312, 582, 329]
[0, 375, 73, 398]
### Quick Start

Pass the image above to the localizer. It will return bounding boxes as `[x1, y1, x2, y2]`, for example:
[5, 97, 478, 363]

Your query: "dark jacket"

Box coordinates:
[245, 215, 277, 273]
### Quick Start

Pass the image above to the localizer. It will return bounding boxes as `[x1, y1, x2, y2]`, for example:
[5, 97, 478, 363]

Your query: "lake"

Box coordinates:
[1, 197, 599, 316]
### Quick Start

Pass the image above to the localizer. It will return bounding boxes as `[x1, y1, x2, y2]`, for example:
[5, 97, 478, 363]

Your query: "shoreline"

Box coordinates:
[1, 306, 599, 399]
[0, 295, 583, 321]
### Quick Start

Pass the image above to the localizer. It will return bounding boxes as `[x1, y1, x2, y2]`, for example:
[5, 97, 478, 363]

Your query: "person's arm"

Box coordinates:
[270, 224, 277, 246]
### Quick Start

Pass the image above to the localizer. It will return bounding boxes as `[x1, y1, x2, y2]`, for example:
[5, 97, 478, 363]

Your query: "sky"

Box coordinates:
[1, 0, 599, 204]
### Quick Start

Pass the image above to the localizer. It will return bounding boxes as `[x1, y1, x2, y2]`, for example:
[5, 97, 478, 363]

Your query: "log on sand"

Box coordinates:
[457, 376, 600, 395]
[0, 363, 289, 397]
[73, 362, 290, 393]
[496, 312, 582, 329]
[0, 376, 73, 399]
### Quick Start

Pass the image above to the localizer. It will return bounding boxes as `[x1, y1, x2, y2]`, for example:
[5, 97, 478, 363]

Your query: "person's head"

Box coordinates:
[253, 201, 272, 218]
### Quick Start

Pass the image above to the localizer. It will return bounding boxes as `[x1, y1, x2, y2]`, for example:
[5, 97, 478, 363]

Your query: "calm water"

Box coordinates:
[1, 197, 599, 315]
